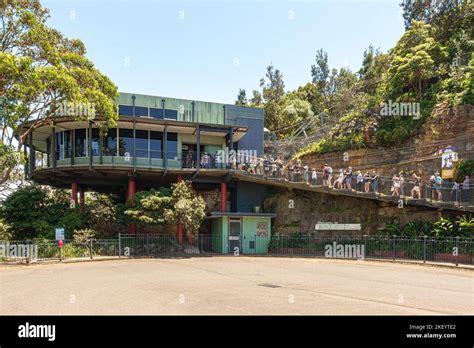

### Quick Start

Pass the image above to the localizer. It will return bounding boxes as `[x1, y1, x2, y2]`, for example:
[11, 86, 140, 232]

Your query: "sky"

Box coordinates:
[43, 0, 405, 104]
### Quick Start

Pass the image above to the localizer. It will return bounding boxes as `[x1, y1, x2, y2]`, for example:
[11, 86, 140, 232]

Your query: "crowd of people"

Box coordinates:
[226, 154, 472, 204]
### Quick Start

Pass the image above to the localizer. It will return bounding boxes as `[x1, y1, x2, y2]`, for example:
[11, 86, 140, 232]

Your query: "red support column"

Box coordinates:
[221, 182, 227, 212]
[79, 189, 85, 208]
[177, 174, 182, 182]
[71, 182, 78, 207]
[127, 177, 137, 234]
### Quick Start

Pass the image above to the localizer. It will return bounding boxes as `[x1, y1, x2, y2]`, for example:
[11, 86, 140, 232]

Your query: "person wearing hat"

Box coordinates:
[346, 166, 353, 190]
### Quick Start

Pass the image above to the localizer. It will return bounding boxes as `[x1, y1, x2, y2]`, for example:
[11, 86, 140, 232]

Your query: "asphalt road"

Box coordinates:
[0, 257, 472, 315]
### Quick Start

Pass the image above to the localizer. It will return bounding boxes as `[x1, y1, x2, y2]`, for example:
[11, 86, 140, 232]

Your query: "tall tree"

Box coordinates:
[235, 88, 248, 106]
[0, 0, 118, 185]
[259, 64, 285, 131]
[249, 90, 263, 106]
[311, 49, 330, 94]
[388, 20, 448, 99]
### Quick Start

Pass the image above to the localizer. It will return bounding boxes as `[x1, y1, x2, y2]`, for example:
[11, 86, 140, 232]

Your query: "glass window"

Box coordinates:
[164, 109, 178, 120]
[149, 108, 164, 119]
[91, 128, 100, 157]
[118, 129, 134, 157]
[150, 131, 162, 159]
[118, 105, 133, 116]
[46, 137, 51, 166]
[103, 128, 117, 156]
[135, 130, 149, 158]
[64, 130, 72, 158]
[135, 106, 149, 117]
[167, 132, 178, 160]
[56, 131, 64, 160]
[75, 129, 87, 157]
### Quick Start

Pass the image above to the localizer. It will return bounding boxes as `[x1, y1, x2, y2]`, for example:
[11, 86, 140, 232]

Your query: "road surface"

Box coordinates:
[1, 257, 472, 314]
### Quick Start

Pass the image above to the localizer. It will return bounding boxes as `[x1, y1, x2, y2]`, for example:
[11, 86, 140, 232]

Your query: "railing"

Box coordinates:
[234, 167, 474, 208]
[1, 235, 472, 266]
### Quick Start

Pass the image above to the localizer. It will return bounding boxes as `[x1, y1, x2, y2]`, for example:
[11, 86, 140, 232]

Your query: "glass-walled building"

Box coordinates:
[17, 92, 273, 253]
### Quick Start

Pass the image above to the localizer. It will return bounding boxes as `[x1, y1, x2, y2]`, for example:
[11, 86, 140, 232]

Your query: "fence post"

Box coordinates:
[423, 235, 426, 263]
[118, 233, 121, 258]
[455, 236, 459, 267]
[363, 234, 367, 259]
[90, 239, 93, 260]
[392, 235, 396, 261]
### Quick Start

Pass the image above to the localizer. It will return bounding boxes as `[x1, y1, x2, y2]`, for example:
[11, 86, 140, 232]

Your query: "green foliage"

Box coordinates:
[381, 215, 473, 238]
[235, 89, 248, 106]
[454, 160, 474, 182]
[169, 181, 207, 240]
[73, 228, 96, 244]
[0, 0, 118, 185]
[125, 182, 206, 240]
[125, 188, 173, 225]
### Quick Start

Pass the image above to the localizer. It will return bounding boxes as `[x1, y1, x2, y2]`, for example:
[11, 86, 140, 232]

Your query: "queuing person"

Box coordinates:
[392, 174, 400, 196]
[364, 172, 371, 192]
[411, 174, 421, 199]
[452, 180, 461, 204]
[356, 171, 364, 192]
[346, 166, 353, 190]
[200, 152, 210, 169]
[263, 156, 270, 178]
[271, 161, 277, 178]
[399, 174, 406, 196]
[287, 163, 293, 181]
[371, 172, 379, 193]
[323, 163, 329, 186]
[302, 165, 309, 183]
[462, 175, 471, 203]
[334, 169, 344, 189]
[429, 175, 436, 200]
[327, 165, 333, 187]
[434, 172, 443, 201]
[311, 168, 317, 186]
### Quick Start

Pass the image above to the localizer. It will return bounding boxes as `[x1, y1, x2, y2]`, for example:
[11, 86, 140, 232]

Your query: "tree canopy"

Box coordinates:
[0, 0, 118, 185]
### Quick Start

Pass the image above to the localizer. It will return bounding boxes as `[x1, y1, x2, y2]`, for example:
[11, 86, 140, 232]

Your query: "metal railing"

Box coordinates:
[1, 235, 472, 266]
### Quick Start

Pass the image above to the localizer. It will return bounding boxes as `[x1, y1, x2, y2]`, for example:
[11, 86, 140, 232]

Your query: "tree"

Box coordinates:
[169, 181, 206, 242]
[400, 0, 469, 42]
[249, 90, 263, 106]
[124, 188, 173, 225]
[0, 0, 118, 185]
[259, 64, 285, 132]
[388, 20, 448, 99]
[311, 49, 329, 94]
[235, 89, 248, 106]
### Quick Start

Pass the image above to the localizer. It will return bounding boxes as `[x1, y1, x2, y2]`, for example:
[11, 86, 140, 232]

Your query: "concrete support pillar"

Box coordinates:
[71, 182, 78, 206]
[221, 182, 227, 212]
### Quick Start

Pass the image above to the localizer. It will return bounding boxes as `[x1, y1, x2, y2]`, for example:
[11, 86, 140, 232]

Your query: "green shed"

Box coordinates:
[208, 212, 276, 254]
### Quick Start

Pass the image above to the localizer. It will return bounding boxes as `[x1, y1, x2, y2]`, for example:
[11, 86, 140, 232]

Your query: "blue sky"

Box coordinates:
[43, 0, 405, 104]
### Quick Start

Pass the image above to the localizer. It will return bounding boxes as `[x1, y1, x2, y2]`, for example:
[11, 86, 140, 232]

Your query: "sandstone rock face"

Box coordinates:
[263, 188, 460, 236]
